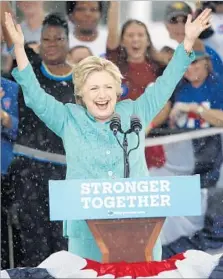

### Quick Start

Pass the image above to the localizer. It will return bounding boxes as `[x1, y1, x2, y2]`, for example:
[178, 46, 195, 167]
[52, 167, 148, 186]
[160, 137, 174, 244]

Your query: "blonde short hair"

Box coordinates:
[72, 56, 123, 104]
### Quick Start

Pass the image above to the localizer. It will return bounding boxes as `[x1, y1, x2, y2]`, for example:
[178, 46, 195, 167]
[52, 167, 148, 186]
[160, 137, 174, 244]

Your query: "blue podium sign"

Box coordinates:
[49, 175, 201, 221]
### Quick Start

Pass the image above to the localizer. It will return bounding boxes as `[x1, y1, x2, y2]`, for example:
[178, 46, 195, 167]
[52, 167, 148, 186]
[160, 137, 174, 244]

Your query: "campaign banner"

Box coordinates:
[49, 175, 201, 220]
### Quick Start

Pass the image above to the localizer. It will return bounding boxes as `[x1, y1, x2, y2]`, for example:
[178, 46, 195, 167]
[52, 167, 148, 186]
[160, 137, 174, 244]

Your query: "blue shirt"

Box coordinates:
[174, 74, 223, 129]
[1, 77, 19, 175]
[205, 45, 223, 79]
[174, 74, 223, 187]
[12, 43, 195, 261]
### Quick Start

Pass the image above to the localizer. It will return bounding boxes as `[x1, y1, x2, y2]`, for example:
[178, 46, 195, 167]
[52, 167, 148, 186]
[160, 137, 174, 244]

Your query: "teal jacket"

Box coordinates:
[12, 43, 195, 262]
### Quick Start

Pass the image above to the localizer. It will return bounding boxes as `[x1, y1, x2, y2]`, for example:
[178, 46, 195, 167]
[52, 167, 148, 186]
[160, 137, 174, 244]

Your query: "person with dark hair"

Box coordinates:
[160, 46, 175, 64]
[106, 3, 171, 170]
[1, 8, 74, 267]
[43, 13, 69, 38]
[66, 1, 107, 57]
[67, 45, 93, 64]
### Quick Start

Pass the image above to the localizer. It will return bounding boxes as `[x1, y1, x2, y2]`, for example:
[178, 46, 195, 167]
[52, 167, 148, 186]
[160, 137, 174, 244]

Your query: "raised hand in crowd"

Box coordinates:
[183, 8, 212, 51]
[1, 2, 16, 48]
[4, 12, 24, 47]
[4, 12, 28, 71]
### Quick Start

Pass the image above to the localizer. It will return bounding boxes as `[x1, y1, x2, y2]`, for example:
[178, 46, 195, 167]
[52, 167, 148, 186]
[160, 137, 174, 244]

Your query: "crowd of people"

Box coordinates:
[1, 0, 223, 270]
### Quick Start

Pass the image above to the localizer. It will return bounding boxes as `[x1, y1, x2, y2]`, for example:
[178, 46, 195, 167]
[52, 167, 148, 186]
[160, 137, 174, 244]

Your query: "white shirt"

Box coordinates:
[68, 27, 108, 57]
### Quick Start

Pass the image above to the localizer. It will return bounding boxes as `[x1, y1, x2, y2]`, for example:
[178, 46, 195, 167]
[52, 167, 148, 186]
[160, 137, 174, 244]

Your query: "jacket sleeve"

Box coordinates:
[12, 63, 68, 138]
[132, 43, 195, 127]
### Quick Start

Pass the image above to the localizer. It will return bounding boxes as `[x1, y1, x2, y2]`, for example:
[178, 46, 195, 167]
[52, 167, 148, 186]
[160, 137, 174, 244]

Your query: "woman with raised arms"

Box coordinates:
[4, 9, 211, 261]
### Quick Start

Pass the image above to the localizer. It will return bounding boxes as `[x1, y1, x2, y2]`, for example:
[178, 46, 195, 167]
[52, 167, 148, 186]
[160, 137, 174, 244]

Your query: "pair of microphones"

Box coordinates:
[110, 113, 142, 136]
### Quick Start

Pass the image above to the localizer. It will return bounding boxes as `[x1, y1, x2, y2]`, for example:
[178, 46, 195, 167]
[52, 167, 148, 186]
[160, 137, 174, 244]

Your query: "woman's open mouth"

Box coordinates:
[95, 101, 109, 110]
[132, 46, 141, 52]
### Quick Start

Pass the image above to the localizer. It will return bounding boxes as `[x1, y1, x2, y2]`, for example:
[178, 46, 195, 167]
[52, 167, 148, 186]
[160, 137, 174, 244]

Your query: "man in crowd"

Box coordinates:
[66, 1, 107, 57]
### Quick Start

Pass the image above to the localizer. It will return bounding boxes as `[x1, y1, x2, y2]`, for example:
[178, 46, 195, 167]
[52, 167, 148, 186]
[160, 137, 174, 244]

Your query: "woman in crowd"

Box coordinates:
[5, 8, 211, 262]
[2, 12, 74, 266]
[106, 3, 170, 125]
[106, 3, 173, 169]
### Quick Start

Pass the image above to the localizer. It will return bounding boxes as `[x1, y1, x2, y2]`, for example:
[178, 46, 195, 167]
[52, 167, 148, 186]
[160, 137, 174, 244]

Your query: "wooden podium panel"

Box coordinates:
[87, 217, 165, 263]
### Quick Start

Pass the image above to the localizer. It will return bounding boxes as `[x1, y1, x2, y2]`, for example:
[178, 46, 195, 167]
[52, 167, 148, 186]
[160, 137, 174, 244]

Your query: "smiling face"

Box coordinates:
[121, 21, 150, 63]
[81, 71, 118, 122]
[40, 25, 69, 65]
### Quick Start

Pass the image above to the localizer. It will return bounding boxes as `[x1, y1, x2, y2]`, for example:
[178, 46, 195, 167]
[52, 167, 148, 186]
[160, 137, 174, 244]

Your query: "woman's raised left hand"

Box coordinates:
[184, 8, 212, 45]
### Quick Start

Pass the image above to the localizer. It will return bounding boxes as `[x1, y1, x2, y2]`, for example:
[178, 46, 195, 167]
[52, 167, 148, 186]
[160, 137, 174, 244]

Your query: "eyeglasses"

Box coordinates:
[169, 16, 187, 24]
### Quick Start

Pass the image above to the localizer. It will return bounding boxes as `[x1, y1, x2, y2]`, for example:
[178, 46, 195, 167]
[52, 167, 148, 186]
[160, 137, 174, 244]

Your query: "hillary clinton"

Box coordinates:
[5, 9, 211, 262]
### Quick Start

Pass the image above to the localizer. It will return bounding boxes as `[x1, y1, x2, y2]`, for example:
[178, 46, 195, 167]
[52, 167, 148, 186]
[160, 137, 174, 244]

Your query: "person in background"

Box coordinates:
[160, 46, 175, 64]
[1, 79, 18, 270]
[165, 1, 223, 78]
[67, 45, 92, 65]
[16, 1, 45, 44]
[2, 9, 74, 267]
[194, 6, 222, 61]
[169, 46, 223, 188]
[66, 1, 108, 57]
[106, 2, 171, 169]
[202, 1, 223, 59]
[159, 44, 223, 259]
[25, 41, 40, 54]
[1, 25, 13, 75]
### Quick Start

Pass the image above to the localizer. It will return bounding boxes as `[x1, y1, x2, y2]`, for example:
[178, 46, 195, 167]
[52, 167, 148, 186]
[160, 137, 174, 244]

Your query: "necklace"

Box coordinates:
[40, 62, 73, 82]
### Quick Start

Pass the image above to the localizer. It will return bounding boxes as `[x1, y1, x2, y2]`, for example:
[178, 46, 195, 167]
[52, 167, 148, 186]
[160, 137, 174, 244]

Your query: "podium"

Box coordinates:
[87, 217, 165, 262]
[49, 176, 201, 263]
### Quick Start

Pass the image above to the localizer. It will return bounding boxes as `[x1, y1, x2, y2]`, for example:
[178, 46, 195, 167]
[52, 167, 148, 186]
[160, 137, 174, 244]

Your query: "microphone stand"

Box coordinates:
[123, 133, 130, 178]
[113, 131, 140, 179]
[110, 114, 141, 179]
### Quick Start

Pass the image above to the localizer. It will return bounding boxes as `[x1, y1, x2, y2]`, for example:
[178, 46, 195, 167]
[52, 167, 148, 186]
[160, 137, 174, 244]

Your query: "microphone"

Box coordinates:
[130, 115, 142, 134]
[110, 113, 122, 135]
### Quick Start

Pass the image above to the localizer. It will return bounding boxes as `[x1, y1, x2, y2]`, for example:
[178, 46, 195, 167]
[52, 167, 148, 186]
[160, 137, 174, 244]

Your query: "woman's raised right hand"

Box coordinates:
[5, 12, 24, 47]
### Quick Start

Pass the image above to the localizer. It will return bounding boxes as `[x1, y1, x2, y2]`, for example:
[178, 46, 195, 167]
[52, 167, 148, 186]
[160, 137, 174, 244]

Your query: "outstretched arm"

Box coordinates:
[0, 2, 14, 49]
[133, 8, 212, 127]
[5, 12, 67, 138]
[106, 2, 120, 50]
